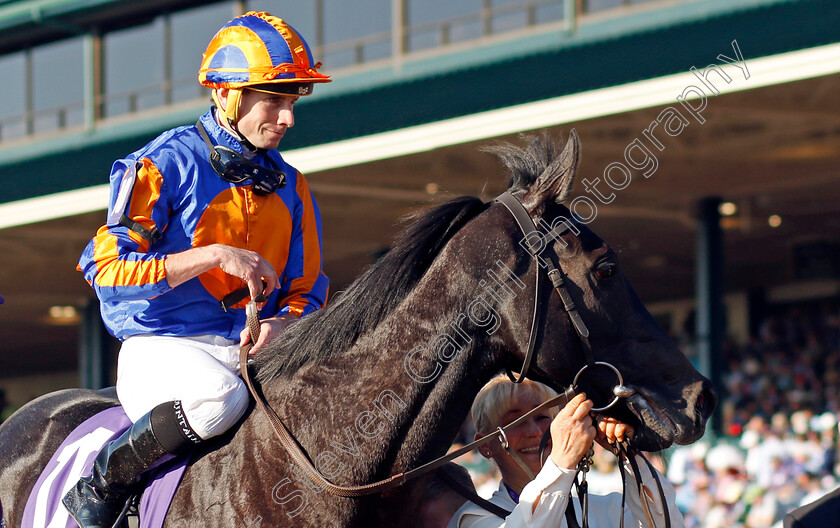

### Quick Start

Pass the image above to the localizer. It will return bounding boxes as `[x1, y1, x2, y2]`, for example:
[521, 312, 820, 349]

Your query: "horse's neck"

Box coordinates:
[259, 267, 500, 487]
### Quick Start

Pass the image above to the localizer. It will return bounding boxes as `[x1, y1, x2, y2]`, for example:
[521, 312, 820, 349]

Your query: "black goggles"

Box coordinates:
[209, 145, 286, 195]
[197, 120, 286, 196]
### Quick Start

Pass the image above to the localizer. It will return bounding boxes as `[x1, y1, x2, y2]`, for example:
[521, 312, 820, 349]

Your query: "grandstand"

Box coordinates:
[0, 0, 838, 453]
[2, 0, 840, 525]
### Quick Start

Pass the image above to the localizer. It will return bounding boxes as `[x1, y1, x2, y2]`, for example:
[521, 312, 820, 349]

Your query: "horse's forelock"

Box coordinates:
[481, 133, 564, 193]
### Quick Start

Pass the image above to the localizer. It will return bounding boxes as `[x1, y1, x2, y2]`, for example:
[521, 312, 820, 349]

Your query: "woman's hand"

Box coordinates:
[548, 393, 597, 470]
[594, 415, 634, 453]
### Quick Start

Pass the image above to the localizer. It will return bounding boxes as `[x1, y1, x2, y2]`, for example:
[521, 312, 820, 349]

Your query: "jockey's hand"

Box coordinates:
[164, 244, 279, 297]
[240, 312, 299, 355]
[214, 244, 280, 301]
[594, 415, 634, 453]
[549, 393, 596, 470]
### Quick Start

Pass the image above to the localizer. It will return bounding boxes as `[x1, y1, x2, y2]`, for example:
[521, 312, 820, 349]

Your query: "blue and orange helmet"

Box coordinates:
[199, 12, 330, 123]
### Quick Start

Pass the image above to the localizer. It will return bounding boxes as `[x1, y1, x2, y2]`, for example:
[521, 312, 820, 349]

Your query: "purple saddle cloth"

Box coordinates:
[21, 406, 188, 528]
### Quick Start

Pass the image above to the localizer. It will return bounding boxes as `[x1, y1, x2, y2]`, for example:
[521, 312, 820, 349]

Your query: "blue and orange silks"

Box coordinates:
[78, 109, 328, 341]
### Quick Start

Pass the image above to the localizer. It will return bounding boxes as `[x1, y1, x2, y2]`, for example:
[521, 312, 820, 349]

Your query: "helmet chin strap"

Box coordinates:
[211, 89, 258, 152]
[211, 89, 238, 125]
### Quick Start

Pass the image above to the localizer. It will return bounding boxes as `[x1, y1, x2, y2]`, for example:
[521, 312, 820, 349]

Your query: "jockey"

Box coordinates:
[63, 12, 330, 527]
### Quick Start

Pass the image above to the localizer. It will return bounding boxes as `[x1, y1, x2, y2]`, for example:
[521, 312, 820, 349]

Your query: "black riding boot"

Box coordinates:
[62, 400, 202, 528]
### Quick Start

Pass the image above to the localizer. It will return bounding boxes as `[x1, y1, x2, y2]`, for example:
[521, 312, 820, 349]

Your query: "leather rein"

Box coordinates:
[238, 191, 667, 526]
[239, 316, 578, 497]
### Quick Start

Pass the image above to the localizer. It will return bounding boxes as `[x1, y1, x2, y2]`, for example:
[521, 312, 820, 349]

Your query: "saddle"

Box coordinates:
[21, 405, 188, 528]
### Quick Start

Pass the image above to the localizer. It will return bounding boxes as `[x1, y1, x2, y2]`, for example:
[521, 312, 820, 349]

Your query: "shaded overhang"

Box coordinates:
[0, 0, 228, 55]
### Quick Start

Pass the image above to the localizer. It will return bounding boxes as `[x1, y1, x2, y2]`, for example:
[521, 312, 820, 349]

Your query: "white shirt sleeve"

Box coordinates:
[449, 455, 685, 528]
[516, 459, 577, 526]
[450, 459, 577, 528]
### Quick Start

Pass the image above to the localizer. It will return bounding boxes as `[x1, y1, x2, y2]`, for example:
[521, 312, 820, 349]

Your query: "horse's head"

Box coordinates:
[471, 131, 716, 452]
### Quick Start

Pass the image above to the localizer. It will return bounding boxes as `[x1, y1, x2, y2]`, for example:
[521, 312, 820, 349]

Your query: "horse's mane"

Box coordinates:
[255, 196, 490, 382]
[255, 133, 561, 382]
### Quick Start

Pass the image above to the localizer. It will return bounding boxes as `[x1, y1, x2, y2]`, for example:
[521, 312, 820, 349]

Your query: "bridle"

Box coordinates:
[494, 191, 634, 410]
[493, 191, 656, 528]
[238, 191, 668, 526]
[495, 191, 593, 383]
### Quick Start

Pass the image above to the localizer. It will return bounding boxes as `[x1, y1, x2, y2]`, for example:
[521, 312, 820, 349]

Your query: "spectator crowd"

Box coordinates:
[669, 301, 840, 527]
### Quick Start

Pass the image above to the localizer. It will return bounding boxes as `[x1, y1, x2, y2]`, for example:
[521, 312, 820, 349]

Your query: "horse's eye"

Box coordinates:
[595, 261, 617, 279]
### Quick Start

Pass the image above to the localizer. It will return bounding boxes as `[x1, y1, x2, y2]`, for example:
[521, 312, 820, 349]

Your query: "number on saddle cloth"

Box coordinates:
[20, 406, 188, 528]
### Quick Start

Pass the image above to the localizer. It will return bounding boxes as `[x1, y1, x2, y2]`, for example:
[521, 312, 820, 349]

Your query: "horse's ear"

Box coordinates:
[522, 130, 580, 210]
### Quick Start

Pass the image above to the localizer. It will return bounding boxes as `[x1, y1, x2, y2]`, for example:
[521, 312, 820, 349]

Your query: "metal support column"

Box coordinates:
[564, 0, 578, 34]
[316, 0, 325, 60]
[24, 48, 33, 136]
[696, 197, 724, 435]
[391, 0, 406, 72]
[163, 15, 173, 106]
[78, 297, 110, 389]
[83, 31, 102, 130]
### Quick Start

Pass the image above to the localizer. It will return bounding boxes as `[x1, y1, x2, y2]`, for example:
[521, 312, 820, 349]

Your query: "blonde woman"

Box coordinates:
[447, 374, 683, 528]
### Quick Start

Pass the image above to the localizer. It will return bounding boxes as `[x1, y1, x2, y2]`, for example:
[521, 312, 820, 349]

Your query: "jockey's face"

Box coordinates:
[235, 89, 298, 150]
[216, 88, 298, 150]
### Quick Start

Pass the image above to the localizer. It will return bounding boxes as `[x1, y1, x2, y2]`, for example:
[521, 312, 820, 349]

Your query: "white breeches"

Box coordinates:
[116, 334, 249, 440]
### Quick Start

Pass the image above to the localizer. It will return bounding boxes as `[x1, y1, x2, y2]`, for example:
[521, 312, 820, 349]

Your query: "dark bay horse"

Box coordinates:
[0, 132, 715, 527]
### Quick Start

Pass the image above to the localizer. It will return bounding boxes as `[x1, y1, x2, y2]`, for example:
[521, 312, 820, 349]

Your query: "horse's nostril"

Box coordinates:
[697, 384, 718, 420]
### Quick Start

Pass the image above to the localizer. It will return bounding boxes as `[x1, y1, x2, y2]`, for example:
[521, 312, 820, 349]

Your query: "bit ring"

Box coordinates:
[572, 361, 630, 412]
